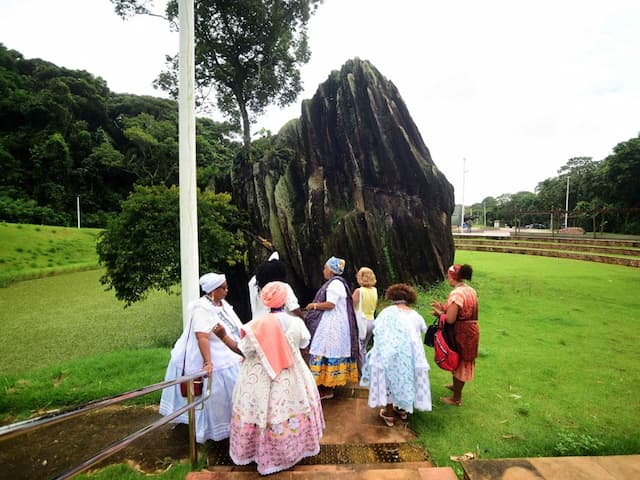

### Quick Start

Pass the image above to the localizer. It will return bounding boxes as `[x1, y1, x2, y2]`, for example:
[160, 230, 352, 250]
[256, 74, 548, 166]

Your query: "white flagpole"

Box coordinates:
[178, 0, 199, 328]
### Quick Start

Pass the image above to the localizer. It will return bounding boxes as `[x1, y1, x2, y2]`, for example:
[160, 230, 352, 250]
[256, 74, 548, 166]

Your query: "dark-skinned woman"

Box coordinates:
[159, 272, 244, 442]
[304, 256, 359, 400]
[431, 264, 479, 406]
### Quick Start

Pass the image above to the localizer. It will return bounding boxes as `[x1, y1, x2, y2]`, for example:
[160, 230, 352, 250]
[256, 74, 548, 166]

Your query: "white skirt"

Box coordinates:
[159, 361, 240, 442]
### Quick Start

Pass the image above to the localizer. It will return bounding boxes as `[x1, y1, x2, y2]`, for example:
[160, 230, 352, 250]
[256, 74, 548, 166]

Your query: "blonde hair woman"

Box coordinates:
[352, 267, 378, 368]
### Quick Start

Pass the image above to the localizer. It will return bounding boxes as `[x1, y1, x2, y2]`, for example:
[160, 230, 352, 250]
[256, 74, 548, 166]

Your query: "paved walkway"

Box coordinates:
[187, 386, 640, 480]
[188, 385, 454, 479]
[460, 455, 640, 480]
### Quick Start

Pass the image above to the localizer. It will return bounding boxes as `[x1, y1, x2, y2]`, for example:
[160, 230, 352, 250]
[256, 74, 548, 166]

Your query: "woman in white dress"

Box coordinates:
[304, 256, 359, 400]
[248, 252, 304, 321]
[361, 283, 432, 426]
[215, 281, 324, 475]
[159, 272, 244, 442]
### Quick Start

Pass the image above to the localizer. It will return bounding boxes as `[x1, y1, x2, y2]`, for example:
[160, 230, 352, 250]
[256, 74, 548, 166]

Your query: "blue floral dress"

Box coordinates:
[360, 305, 432, 413]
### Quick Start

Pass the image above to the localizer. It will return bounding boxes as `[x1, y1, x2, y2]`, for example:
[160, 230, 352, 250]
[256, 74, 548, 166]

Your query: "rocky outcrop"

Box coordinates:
[234, 58, 454, 303]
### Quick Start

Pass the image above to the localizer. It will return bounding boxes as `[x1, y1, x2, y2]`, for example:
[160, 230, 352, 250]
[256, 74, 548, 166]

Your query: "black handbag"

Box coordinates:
[424, 316, 439, 347]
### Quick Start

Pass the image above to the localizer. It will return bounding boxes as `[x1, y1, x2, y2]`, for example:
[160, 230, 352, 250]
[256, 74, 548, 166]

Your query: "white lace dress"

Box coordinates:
[229, 312, 325, 475]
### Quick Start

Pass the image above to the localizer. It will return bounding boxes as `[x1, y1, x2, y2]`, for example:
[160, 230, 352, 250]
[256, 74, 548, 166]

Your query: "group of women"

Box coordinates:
[159, 256, 479, 475]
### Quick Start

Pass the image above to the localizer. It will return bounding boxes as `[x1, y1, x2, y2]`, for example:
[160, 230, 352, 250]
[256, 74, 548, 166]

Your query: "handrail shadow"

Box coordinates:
[0, 371, 211, 480]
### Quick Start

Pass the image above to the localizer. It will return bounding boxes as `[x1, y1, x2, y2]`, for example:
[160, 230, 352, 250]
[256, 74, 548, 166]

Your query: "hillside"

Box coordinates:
[0, 222, 101, 285]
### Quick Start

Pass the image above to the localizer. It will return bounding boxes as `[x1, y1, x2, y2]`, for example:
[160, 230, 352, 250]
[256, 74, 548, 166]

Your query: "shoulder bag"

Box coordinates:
[179, 316, 203, 397]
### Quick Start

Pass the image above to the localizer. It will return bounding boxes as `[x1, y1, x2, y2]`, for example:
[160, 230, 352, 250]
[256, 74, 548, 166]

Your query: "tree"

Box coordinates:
[603, 135, 640, 208]
[111, 0, 321, 149]
[97, 184, 246, 305]
[195, 117, 239, 192]
[120, 113, 179, 186]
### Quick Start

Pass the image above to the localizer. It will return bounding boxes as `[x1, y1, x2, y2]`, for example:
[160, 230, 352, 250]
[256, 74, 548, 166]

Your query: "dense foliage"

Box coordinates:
[0, 43, 239, 227]
[112, 0, 320, 148]
[96, 185, 246, 305]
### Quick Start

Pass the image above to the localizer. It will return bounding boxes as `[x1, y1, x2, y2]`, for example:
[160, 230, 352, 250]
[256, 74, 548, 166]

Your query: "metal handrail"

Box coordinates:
[0, 370, 211, 480]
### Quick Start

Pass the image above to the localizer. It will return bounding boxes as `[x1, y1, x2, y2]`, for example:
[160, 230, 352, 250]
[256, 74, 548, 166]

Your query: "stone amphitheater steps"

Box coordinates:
[454, 234, 640, 267]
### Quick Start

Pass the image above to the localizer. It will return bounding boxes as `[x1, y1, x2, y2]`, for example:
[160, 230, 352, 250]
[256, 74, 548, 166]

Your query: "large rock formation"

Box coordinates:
[234, 58, 454, 303]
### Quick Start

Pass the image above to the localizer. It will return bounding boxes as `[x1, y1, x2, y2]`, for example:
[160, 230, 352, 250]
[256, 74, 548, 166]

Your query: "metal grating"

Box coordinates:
[206, 441, 428, 466]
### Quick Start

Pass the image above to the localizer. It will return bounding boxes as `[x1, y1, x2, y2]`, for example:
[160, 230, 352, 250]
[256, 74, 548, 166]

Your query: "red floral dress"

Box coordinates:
[445, 283, 479, 382]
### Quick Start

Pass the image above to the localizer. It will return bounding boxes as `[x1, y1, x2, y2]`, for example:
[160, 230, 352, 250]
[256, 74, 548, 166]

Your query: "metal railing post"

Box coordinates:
[187, 380, 198, 466]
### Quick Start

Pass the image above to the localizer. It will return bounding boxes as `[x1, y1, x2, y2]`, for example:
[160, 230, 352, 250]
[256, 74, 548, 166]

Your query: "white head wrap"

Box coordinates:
[199, 273, 226, 293]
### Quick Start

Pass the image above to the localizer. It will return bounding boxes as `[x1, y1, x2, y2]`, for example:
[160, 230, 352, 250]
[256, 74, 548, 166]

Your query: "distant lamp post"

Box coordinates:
[564, 176, 570, 229]
[460, 158, 468, 232]
[483, 201, 486, 228]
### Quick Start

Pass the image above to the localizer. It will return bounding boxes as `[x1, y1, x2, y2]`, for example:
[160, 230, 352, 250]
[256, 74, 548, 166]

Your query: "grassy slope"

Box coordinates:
[0, 222, 101, 285]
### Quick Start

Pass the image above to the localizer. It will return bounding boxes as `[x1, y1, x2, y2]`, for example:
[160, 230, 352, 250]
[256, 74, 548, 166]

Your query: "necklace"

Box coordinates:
[205, 296, 240, 339]
[392, 300, 407, 305]
[205, 295, 222, 307]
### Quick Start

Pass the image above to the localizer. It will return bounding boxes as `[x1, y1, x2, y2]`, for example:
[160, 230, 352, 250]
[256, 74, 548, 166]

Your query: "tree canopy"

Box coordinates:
[0, 43, 239, 227]
[96, 184, 246, 305]
[111, 0, 320, 148]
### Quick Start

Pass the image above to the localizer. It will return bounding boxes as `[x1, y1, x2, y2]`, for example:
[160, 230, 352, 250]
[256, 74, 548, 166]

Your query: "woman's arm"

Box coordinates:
[444, 302, 459, 324]
[212, 323, 244, 356]
[430, 300, 444, 316]
[196, 332, 213, 376]
[352, 287, 361, 305]
[306, 300, 336, 311]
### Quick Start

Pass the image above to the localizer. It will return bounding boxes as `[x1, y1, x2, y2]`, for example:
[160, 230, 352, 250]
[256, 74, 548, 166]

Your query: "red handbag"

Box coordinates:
[180, 377, 203, 397]
[179, 316, 204, 397]
[433, 315, 460, 372]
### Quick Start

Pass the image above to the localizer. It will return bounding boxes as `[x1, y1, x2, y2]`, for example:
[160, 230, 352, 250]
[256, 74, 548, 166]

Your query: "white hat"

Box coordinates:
[199, 273, 226, 293]
[268, 251, 279, 261]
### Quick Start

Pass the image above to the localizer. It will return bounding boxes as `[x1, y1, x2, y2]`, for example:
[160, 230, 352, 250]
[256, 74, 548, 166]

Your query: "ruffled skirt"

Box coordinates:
[159, 362, 240, 442]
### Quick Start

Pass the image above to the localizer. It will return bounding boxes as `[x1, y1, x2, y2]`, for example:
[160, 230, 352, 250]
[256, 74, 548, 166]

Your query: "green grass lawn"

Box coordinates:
[412, 251, 640, 477]
[0, 226, 639, 479]
[0, 222, 101, 286]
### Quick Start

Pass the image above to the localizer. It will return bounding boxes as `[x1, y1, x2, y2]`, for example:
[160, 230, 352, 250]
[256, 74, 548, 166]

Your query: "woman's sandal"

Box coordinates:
[318, 388, 334, 400]
[393, 406, 408, 420]
[379, 409, 395, 427]
[440, 396, 462, 406]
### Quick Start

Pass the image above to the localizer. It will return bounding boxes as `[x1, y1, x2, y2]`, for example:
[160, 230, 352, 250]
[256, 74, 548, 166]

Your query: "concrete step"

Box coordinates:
[186, 462, 457, 479]
[460, 455, 640, 480]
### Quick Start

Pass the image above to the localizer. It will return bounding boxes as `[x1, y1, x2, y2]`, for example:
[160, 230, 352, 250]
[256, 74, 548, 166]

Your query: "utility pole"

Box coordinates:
[460, 158, 467, 232]
[564, 176, 570, 229]
[483, 201, 486, 228]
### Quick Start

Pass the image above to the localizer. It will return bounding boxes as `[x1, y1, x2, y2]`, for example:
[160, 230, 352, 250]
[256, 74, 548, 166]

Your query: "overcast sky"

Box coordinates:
[2, 0, 639, 204]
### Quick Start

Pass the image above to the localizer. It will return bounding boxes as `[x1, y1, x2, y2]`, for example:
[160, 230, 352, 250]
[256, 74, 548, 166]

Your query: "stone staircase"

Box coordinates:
[185, 385, 457, 479]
